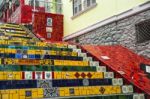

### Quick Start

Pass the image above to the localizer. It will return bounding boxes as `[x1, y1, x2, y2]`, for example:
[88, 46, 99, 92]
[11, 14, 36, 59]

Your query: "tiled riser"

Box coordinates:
[0, 54, 83, 61]
[0, 79, 116, 89]
[0, 71, 105, 80]
[0, 48, 77, 56]
[0, 86, 122, 99]
[0, 43, 69, 51]
[3, 59, 89, 66]
[0, 58, 89, 66]
[54, 72, 103, 79]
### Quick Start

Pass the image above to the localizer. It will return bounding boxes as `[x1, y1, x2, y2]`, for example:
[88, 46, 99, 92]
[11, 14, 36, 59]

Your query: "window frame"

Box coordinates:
[72, 0, 97, 19]
[73, 0, 82, 15]
[136, 19, 150, 43]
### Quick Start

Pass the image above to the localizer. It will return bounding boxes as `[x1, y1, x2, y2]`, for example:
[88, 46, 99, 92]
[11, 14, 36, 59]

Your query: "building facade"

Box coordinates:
[0, 0, 63, 41]
[63, 0, 150, 59]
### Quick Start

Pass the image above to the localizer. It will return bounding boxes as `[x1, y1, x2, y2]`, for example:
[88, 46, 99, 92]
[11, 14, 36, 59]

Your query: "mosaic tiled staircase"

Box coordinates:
[0, 23, 145, 99]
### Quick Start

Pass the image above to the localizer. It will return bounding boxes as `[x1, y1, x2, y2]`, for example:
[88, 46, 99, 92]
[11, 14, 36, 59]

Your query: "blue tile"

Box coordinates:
[35, 55, 41, 59]
[15, 53, 22, 59]
[28, 54, 35, 59]
[8, 45, 15, 49]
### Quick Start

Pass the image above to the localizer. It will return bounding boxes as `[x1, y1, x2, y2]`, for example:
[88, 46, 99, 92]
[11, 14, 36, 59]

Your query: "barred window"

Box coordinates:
[29, 0, 39, 7]
[73, 0, 96, 15]
[84, 0, 96, 8]
[73, 0, 82, 15]
[136, 19, 150, 43]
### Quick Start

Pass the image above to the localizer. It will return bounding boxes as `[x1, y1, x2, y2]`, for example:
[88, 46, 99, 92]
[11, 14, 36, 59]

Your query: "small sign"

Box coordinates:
[47, 33, 51, 38]
[46, 27, 53, 32]
[47, 18, 52, 26]
[101, 56, 110, 60]
[146, 66, 150, 73]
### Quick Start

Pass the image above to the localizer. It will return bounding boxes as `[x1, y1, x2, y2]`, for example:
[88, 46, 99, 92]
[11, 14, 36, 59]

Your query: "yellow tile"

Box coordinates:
[50, 51, 57, 55]
[89, 87, 95, 95]
[2, 94, 9, 99]
[71, 52, 77, 56]
[59, 90, 65, 97]
[86, 88, 90, 95]
[54, 72, 62, 79]
[35, 50, 42, 54]
[0, 90, 9, 94]
[64, 88, 69, 96]
[15, 72, 22, 80]
[0, 48, 4, 53]
[19, 89, 25, 96]
[116, 86, 121, 94]
[74, 89, 79, 96]
[37, 88, 43, 95]
[13, 93, 19, 99]
[0, 72, 4, 80]
[82, 88, 87, 96]
[28, 50, 35, 54]
[11, 49, 16, 54]
[19, 96, 25, 99]
[61, 72, 66, 79]
[38, 94, 43, 98]
[78, 87, 84, 96]
[87, 87, 93, 95]
[5, 72, 14, 80]
[9, 94, 13, 99]
[9, 90, 18, 94]
[32, 92, 38, 98]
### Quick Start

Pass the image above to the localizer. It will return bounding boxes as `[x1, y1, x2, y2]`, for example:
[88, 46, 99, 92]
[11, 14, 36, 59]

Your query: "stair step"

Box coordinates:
[0, 23, 145, 98]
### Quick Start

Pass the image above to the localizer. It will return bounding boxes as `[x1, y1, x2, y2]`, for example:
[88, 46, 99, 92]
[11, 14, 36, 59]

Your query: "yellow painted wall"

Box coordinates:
[62, 0, 149, 37]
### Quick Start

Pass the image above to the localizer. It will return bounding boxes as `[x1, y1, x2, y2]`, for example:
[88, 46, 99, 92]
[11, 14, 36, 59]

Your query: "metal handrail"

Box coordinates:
[20, 24, 41, 41]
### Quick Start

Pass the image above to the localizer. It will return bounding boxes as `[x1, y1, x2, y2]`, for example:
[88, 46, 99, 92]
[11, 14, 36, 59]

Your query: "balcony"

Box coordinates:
[25, 0, 63, 14]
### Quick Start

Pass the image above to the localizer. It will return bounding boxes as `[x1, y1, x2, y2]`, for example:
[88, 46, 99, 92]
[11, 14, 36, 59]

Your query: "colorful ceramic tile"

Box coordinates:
[25, 90, 32, 97]
[35, 71, 43, 80]
[25, 71, 32, 80]
[44, 88, 59, 98]
[45, 72, 52, 80]
[82, 79, 89, 86]
[37, 80, 52, 88]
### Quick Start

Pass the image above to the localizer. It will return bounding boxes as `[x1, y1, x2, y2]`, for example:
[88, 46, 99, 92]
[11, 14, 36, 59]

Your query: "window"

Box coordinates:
[72, 0, 96, 16]
[56, 0, 62, 14]
[29, 0, 39, 7]
[84, 0, 96, 8]
[14, 0, 20, 7]
[73, 0, 82, 15]
[136, 19, 150, 43]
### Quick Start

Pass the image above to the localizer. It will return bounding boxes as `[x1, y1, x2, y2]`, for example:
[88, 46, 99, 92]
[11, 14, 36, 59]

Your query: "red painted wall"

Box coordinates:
[33, 12, 63, 41]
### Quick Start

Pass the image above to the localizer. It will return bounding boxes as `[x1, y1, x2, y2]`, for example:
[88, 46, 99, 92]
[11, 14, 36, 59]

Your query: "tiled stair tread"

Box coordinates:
[0, 26, 24, 31]
[0, 23, 145, 99]
[4, 33, 29, 37]
[48, 94, 136, 99]
[0, 79, 122, 89]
